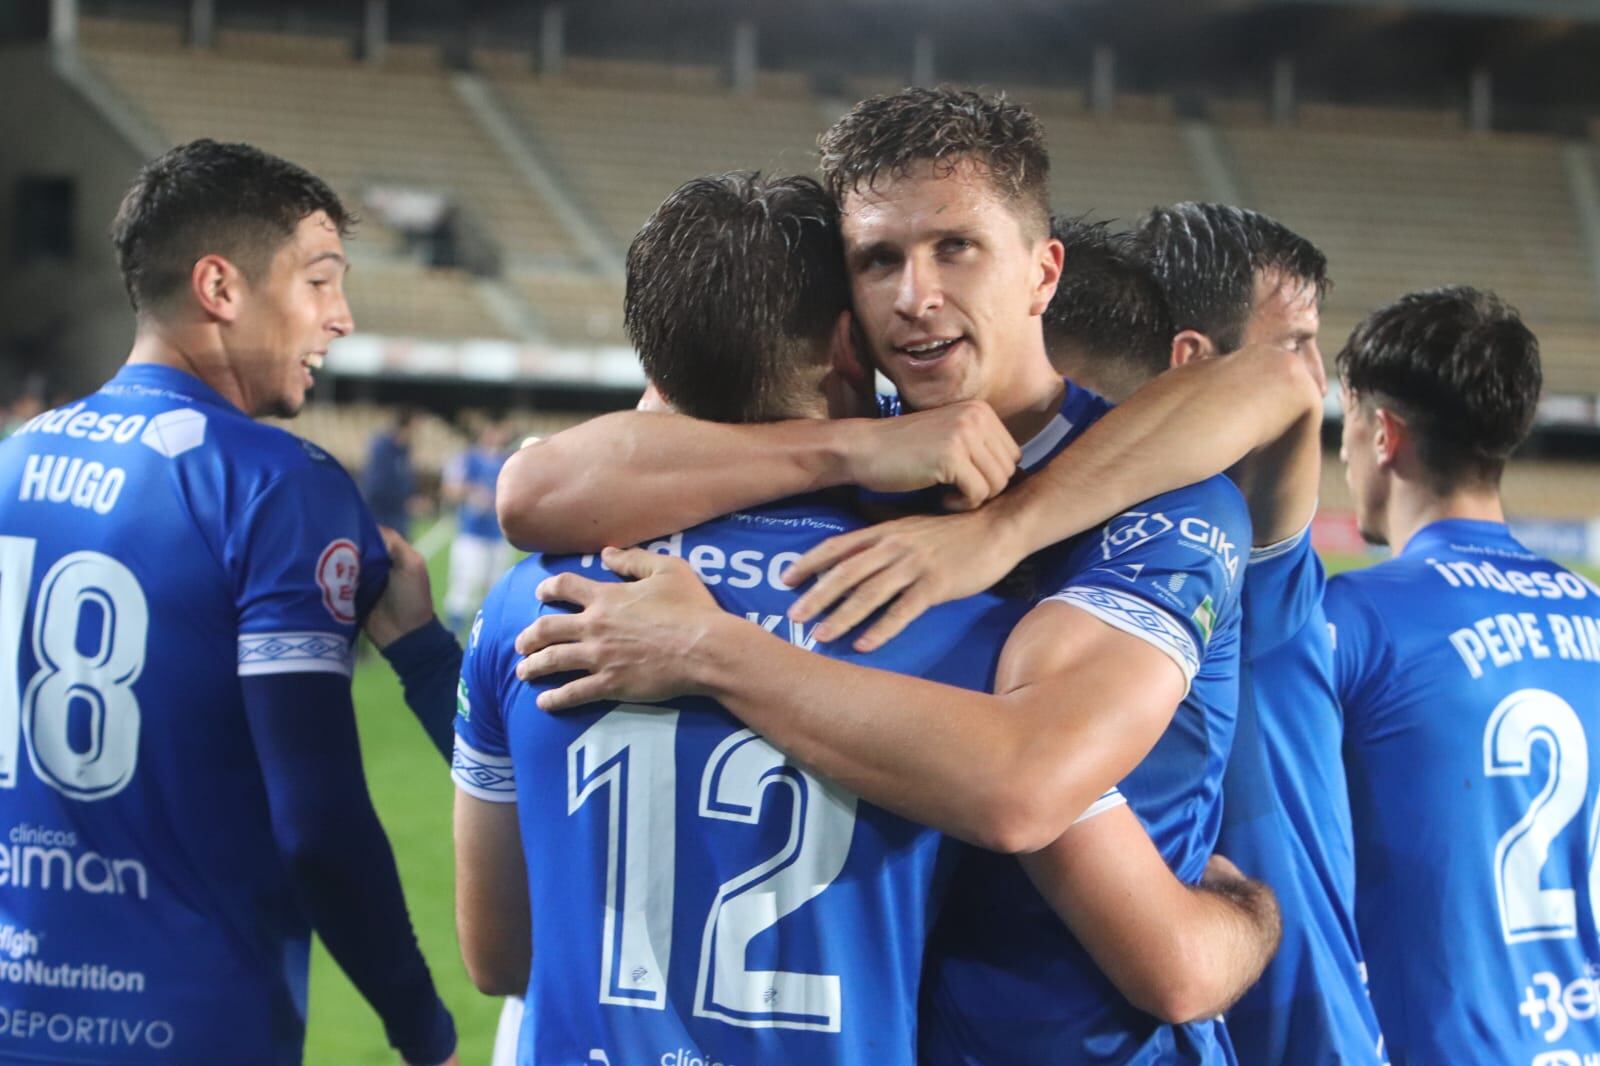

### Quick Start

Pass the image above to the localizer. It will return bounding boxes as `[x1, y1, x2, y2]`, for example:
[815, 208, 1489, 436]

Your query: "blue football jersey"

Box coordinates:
[0, 365, 389, 1063]
[453, 496, 1033, 1066]
[916, 379, 1252, 1065]
[1328, 519, 1600, 1065]
[446, 446, 507, 541]
[1219, 526, 1387, 1065]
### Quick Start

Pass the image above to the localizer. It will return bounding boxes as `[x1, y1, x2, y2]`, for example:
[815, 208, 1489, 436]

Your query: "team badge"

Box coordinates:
[316, 539, 361, 623]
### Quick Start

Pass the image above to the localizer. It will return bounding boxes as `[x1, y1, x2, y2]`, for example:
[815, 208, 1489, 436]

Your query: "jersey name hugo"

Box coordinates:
[0, 364, 388, 1064]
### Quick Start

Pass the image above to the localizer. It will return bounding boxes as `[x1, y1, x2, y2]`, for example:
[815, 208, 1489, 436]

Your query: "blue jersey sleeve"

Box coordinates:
[1044, 477, 1250, 687]
[380, 618, 462, 760]
[1241, 522, 1325, 661]
[228, 459, 390, 680]
[452, 569, 524, 803]
[1324, 573, 1397, 746]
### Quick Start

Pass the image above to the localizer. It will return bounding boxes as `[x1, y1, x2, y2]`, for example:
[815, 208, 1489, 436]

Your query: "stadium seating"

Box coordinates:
[75, 17, 1600, 399]
[1221, 117, 1600, 393]
[490, 73, 830, 247]
[513, 272, 629, 347]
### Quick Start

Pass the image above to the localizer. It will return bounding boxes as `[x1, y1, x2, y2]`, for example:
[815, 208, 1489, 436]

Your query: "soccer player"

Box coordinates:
[510, 91, 1306, 1062]
[1325, 287, 1595, 1062]
[1042, 216, 1176, 396]
[458, 170, 1278, 1065]
[1130, 205, 1383, 1066]
[442, 420, 515, 637]
[794, 203, 1378, 1064]
[0, 140, 455, 1065]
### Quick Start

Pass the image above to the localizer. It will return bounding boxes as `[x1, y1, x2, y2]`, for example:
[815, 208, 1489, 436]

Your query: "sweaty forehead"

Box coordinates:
[1250, 270, 1321, 328]
[839, 162, 1015, 245]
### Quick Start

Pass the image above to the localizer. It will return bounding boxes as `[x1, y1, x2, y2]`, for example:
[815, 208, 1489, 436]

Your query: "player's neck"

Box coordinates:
[125, 323, 249, 415]
[989, 346, 1069, 445]
[1386, 482, 1506, 554]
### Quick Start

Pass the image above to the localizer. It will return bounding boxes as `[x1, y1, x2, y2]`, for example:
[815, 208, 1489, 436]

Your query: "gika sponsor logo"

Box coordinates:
[1101, 511, 1174, 562]
[1178, 517, 1240, 581]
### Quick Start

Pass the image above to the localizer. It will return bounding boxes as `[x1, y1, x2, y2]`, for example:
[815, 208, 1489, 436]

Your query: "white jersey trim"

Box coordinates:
[1019, 413, 1074, 472]
[1046, 586, 1200, 686]
[237, 631, 352, 678]
[453, 737, 518, 803]
[1249, 519, 1313, 565]
[1073, 787, 1127, 825]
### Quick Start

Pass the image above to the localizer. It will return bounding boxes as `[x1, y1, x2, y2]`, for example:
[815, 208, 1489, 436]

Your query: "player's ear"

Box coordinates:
[192, 254, 245, 324]
[1027, 234, 1065, 317]
[1373, 406, 1406, 469]
[1170, 330, 1213, 369]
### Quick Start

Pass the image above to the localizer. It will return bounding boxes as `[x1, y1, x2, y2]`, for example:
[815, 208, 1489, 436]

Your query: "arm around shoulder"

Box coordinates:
[494, 411, 857, 553]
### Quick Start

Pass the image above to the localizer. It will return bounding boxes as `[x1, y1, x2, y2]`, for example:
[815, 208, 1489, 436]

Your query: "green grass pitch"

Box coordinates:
[300, 539, 1600, 1061]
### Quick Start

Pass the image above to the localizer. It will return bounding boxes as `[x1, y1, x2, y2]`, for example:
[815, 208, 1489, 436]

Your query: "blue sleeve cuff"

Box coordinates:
[379, 619, 462, 760]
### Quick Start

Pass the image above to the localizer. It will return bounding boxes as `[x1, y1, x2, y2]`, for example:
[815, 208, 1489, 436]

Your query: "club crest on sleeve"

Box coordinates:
[316, 539, 361, 624]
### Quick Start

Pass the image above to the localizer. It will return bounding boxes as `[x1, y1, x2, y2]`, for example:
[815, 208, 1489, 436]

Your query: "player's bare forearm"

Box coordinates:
[453, 792, 532, 997]
[1183, 860, 1282, 1015]
[1000, 344, 1323, 560]
[495, 411, 856, 553]
[1226, 394, 1324, 547]
[519, 553, 1181, 854]
[784, 346, 1324, 650]
[1022, 814, 1282, 1024]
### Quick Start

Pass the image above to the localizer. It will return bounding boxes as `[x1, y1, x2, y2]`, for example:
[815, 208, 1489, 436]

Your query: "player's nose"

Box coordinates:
[329, 292, 355, 338]
[893, 256, 942, 320]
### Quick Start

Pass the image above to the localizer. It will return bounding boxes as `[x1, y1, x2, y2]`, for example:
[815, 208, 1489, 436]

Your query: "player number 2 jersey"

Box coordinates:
[1328, 519, 1600, 1066]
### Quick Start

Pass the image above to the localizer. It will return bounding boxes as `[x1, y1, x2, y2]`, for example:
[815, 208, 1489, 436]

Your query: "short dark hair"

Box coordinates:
[1135, 202, 1328, 352]
[624, 172, 848, 424]
[1045, 216, 1174, 381]
[111, 139, 352, 314]
[818, 87, 1051, 239]
[1337, 286, 1541, 492]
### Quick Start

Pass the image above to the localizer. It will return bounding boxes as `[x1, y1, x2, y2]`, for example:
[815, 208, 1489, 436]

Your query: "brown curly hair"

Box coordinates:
[818, 86, 1051, 239]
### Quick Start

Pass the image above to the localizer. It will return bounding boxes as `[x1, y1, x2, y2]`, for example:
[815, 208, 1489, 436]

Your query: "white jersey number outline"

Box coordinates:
[1486, 688, 1591, 943]
[1, 535, 146, 801]
[568, 706, 856, 1032]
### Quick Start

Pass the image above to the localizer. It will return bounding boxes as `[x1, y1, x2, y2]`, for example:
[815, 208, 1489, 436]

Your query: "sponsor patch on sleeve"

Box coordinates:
[316, 539, 361, 624]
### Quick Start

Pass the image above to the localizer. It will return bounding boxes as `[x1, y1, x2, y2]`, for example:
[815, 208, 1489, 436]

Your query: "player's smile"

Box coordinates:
[841, 157, 1062, 418]
[891, 334, 967, 370]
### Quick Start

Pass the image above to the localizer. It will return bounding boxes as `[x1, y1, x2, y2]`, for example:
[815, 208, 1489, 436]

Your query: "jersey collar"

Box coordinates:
[1402, 518, 1523, 559]
[1017, 378, 1109, 474]
[110, 363, 239, 414]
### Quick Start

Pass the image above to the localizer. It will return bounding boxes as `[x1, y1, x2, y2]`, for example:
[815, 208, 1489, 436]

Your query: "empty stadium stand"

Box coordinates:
[72, 16, 1600, 398]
